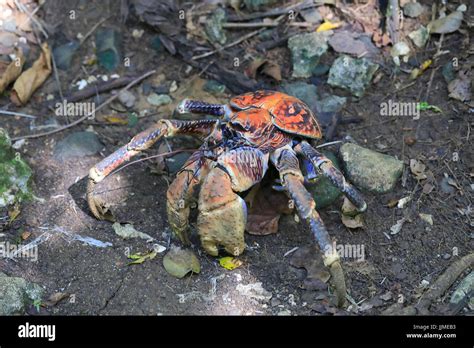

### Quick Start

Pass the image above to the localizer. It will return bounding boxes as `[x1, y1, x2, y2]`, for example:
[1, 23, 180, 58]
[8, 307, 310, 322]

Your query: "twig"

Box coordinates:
[315, 140, 343, 148]
[12, 70, 156, 141]
[424, 34, 444, 102]
[192, 28, 265, 60]
[79, 16, 111, 47]
[14, 0, 48, 39]
[0, 110, 37, 119]
[47, 74, 143, 105]
[227, 0, 317, 22]
[222, 21, 315, 29]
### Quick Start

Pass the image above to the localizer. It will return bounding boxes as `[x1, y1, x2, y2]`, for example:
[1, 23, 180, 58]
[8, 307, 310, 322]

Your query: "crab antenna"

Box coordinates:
[177, 99, 225, 116]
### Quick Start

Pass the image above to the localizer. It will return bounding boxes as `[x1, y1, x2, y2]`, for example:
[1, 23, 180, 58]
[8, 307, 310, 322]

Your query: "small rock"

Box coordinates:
[404, 136, 416, 146]
[165, 152, 191, 174]
[95, 28, 122, 71]
[150, 36, 164, 53]
[132, 29, 144, 39]
[391, 41, 410, 65]
[450, 271, 473, 305]
[0, 128, 33, 207]
[312, 64, 330, 77]
[3, 19, 17, 32]
[163, 246, 201, 279]
[328, 55, 379, 97]
[118, 90, 136, 109]
[53, 41, 80, 70]
[0, 272, 43, 315]
[147, 93, 172, 107]
[300, 7, 322, 24]
[288, 31, 330, 78]
[408, 26, 429, 48]
[271, 298, 281, 307]
[439, 176, 456, 194]
[112, 222, 153, 241]
[329, 31, 379, 58]
[306, 151, 342, 209]
[281, 81, 318, 112]
[318, 94, 347, 114]
[169, 80, 178, 93]
[442, 61, 457, 83]
[205, 7, 227, 45]
[277, 309, 291, 316]
[236, 282, 272, 302]
[403, 2, 424, 18]
[340, 143, 403, 193]
[53, 131, 103, 162]
[243, 0, 278, 11]
[442, 253, 451, 260]
[203, 79, 226, 95]
[0, 32, 19, 47]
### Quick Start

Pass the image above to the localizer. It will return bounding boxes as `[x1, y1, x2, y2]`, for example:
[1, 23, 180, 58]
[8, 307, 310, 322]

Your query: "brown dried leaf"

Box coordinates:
[245, 183, 292, 235]
[11, 42, 52, 105]
[43, 292, 69, 307]
[0, 48, 25, 93]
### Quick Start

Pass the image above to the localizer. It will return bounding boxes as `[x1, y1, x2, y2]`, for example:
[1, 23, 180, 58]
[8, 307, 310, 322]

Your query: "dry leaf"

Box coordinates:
[245, 58, 282, 81]
[0, 48, 25, 93]
[390, 218, 406, 235]
[341, 197, 364, 229]
[103, 115, 129, 125]
[428, 11, 463, 34]
[21, 231, 31, 240]
[410, 159, 427, 180]
[219, 256, 243, 270]
[11, 42, 52, 105]
[448, 70, 471, 102]
[419, 213, 433, 226]
[245, 182, 292, 235]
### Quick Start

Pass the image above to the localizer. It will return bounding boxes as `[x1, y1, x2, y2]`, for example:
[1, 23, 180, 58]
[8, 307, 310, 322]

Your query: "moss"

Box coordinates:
[0, 128, 33, 207]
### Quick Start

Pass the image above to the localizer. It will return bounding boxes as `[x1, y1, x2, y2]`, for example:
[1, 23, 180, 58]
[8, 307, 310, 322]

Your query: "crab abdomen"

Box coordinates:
[230, 90, 322, 140]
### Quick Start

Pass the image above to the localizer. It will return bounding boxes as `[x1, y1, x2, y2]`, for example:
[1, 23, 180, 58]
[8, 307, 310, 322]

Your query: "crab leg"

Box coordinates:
[272, 145, 346, 307]
[177, 99, 229, 117]
[295, 141, 367, 212]
[87, 119, 217, 220]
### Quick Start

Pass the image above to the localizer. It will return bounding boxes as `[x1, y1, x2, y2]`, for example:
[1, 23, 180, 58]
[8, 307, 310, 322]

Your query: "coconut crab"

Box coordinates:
[87, 90, 367, 306]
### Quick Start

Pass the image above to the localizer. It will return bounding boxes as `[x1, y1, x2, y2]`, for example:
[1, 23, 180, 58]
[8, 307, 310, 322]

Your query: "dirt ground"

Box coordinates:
[0, 0, 472, 315]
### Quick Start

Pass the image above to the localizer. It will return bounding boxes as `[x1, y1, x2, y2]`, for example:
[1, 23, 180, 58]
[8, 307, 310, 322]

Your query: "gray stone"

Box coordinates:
[0, 128, 33, 207]
[403, 2, 424, 18]
[0, 272, 43, 315]
[306, 151, 342, 209]
[203, 79, 226, 95]
[328, 55, 379, 97]
[288, 32, 330, 78]
[340, 143, 403, 193]
[450, 271, 473, 307]
[95, 28, 122, 71]
[205, 7, 227, 45]
[281, 81, 318, 112]
[442, 61, 457, 83]
[318, 94, 346, 113]
[300, 8, 322, 24]
[244, 0, 278, 11]
[53, 41, 80, 70]
[118, 90, 136, 109]
[53, 131, 103, 161]
[147, 93, 172, 107]
[408, 26, 429, 48]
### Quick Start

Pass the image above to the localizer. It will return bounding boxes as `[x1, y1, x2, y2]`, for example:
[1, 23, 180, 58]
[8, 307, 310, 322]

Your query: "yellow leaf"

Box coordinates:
[11, 42, 52, 105]
[219, 256, 243, 270]
[316, 20, 341, 32]
[127, 250, 157, 265]
[8, 204, 21, 223]
[0, 47, 25, 94]
[104, 115, 128, 125]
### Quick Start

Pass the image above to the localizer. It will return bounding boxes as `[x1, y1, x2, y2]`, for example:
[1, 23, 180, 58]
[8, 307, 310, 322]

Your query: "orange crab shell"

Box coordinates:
[229, 90, 322, 140]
